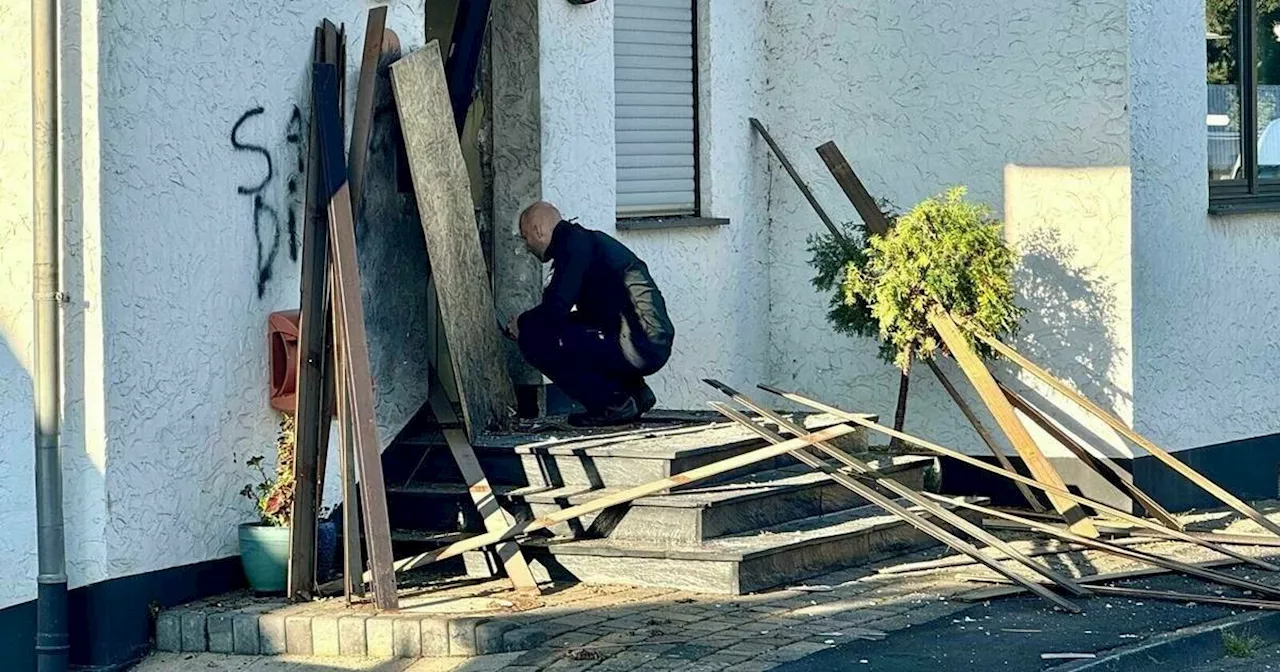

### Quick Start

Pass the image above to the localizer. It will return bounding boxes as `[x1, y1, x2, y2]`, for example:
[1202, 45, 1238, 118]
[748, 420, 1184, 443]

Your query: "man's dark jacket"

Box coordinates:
[518, 221, 675, 371]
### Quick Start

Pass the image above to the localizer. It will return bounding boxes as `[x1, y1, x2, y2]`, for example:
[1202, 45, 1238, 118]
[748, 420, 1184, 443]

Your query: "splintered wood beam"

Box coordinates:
[926, 360, 1046, 513]
[756, 383, 1280, 573]
[428, 383, 540, 593]
[374, 424, 859, 578]
[702, 382, 1087, 608]
[957, 557, 1245, 601]
[814, 141, 891, 237]
[314, 61, 398, 611]
[969, 326, 1280, 541]
[997, 380, 1183, 531]
[928, 310, 1098, 537]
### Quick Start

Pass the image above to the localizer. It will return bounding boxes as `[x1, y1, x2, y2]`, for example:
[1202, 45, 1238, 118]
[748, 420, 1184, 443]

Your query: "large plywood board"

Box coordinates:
[390, 45, 516, 440]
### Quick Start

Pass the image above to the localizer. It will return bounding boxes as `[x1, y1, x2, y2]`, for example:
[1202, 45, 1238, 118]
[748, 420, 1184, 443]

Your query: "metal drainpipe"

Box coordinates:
[32, 0, 70, 668]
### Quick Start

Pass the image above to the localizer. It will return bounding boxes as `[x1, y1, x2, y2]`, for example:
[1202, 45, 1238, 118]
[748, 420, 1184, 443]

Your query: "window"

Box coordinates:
[1208, 0, 1280, 211]
[614, 0, 699, 218]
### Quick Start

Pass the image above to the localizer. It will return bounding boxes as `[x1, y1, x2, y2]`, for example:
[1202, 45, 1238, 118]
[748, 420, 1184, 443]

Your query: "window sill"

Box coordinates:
[615, 216, 729, 231]
[1208, 195, 1280, 215]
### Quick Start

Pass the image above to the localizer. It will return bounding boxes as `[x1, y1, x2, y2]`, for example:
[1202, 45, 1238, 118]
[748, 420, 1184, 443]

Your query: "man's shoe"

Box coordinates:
[632, 382, 657, 415]
[568, 397, 640, 428]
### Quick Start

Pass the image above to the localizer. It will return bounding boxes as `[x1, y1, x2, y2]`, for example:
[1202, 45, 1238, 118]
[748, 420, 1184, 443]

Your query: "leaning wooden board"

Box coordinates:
[929, 309, 1099, 538]
[970, 325, 1280, 540]
[314, 60, 398, 610]
[390, 44, 516, 441]
[428, 383, 539, 592]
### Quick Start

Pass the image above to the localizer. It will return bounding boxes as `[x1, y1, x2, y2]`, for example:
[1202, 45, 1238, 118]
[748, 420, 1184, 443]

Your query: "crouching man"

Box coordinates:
[506, 201, 675, 427]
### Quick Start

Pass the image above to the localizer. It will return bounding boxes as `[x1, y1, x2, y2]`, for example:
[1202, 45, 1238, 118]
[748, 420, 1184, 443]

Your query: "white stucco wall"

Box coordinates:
[761, 0, 1134, 456]
[1129, 0, 1280, 451]
[0, 2, 428, 610]
[97, 1, 426, 580]
[0, 0, 39, 611]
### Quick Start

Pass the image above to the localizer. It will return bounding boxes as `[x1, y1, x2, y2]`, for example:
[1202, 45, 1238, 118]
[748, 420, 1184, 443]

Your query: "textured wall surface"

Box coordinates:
[1129, 0, 1280, 450]
[0, 0, 38, 610]
[1003, 165, 1135, 458]
[762, 0, 1132, 454]
[491, 0, 547, 386]
[89, 2, 425, 584]
[0, 0, 116, 610]
[620, 0, 773, 406]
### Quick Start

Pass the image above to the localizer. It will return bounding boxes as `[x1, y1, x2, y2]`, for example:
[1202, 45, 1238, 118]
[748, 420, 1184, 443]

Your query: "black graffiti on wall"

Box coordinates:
[231, 104, 306, 299]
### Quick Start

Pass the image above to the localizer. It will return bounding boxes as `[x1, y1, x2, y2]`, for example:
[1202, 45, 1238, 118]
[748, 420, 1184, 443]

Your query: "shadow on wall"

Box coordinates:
[1010, 227, 1126, 411]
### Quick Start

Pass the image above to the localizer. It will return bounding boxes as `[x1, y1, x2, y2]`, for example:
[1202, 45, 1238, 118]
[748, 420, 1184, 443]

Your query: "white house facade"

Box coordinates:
[2, 0, 1277, 667]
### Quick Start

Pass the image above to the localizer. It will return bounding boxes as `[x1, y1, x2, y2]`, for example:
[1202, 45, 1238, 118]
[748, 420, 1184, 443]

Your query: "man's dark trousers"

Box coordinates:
[518, 313, 667, 413]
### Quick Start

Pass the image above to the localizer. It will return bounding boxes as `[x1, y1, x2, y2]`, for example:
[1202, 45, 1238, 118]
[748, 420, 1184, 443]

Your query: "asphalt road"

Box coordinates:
[778, 573, 1264, 672]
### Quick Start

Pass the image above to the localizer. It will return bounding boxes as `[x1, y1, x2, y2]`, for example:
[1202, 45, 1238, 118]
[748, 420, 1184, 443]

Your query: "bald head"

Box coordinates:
[519, 201, 563, 261]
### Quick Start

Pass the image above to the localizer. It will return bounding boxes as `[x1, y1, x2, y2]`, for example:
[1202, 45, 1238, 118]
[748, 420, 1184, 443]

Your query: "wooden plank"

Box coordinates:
[313, 19, 344, 533]
[428, 383, 540, 592]
[928, 310, 1098, 537]
[877, 536, 1158, 575]
[286, 25, 332, 604]
[313, 61, 398, 611]
[347, 6, 387, 216]
[757, 384, 1280, 573]
[706, 403, 1082, 611]
[943, 496, 1280, 599]
[749, 118, 849, 248]
[970, 326, 1280, 540]
[426, 0, 461, 63]
[333, 304, 364, 599]
[814, 141, 891, 237]
[926, 360, 1045, 512]
[390, 46, 515, 441]
[382, 424, 859, 576]
[703, 380, 1089, 600]
[998, 380, 1183, 531]
[958, 557, 1243, 601]
[1079, 586, 1280, 611]
[966, 577, 1280, 611]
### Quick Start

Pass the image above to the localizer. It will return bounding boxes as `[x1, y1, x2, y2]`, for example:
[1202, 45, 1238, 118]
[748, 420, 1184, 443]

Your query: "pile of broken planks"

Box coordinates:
[286, 2, 540, 614]
[740, 119, 1280, 612]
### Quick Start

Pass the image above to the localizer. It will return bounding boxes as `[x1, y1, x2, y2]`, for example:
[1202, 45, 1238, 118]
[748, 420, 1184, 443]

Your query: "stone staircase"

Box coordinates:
[375, 410, 955, 594]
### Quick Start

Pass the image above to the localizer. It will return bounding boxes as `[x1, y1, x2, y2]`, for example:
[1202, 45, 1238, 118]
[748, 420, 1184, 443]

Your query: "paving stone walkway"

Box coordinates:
[136, 504, 1280, 671]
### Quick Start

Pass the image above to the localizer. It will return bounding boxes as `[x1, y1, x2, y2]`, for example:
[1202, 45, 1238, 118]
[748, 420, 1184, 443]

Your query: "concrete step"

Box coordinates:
[507, 455, 935, 543]
[462, 497, 986, 595]
[387, 412, 875, 493]
[384, 452, 932, 543]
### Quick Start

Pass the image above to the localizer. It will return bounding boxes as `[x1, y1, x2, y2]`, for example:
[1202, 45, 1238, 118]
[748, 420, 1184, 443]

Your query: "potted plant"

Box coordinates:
[238, 414, 338, 594]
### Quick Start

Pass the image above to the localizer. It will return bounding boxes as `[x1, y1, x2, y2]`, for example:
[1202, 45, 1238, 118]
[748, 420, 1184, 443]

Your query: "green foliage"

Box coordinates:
[241, 414, 297, 527]
[841, 187, 1023, 370]
[807, 212, 898, 364]
[1223, 630, 1266, 658]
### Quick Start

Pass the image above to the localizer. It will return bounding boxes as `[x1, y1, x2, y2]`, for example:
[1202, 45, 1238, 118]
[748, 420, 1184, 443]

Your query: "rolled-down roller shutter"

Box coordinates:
[615, 0, 697, 218]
